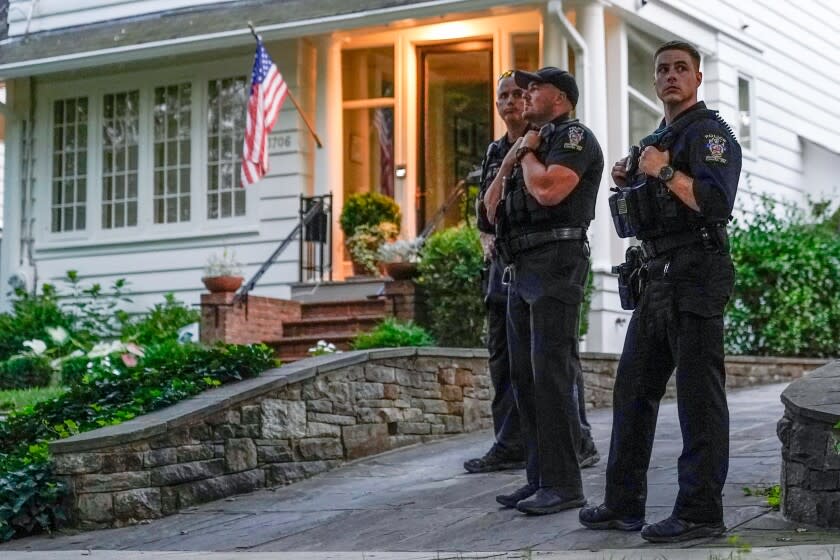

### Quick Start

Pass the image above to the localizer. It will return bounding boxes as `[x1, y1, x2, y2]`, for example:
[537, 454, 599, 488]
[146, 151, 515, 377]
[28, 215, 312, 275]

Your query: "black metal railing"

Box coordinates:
[418, 167, 482, 241]
[299, 193, 333, 283]
[233, 195, 330, 307]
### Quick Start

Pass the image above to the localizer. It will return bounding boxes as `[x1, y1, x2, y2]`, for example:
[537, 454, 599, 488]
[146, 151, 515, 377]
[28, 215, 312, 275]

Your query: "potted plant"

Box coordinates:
[202, 248, 244, 293]
[378, 237, 423, 280]
[339, 192, 402, 275]
[346, 222, 399, 276]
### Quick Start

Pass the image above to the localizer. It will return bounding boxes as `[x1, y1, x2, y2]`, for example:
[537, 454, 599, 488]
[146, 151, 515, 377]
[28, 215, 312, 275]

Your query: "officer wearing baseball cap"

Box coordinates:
[483, 67, 603, 515]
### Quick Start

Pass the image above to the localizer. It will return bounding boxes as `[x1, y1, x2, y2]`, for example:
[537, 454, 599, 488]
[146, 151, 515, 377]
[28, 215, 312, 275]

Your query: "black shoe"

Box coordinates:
[579, 503, 645, 531]
[515, 487, 586, 515]
[495, 483, 537, 508]
[641, 516, 726, 543]
[464, 447, 525, 474]
[578, 441, 600, 469]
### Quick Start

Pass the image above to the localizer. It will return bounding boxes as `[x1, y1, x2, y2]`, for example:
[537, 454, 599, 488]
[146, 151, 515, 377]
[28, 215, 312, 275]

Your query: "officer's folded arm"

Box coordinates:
[521, 155, 580, 206]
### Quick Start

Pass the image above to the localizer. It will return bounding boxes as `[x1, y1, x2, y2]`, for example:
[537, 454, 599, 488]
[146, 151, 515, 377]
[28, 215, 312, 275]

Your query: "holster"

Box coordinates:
[611, 245, 646, 310]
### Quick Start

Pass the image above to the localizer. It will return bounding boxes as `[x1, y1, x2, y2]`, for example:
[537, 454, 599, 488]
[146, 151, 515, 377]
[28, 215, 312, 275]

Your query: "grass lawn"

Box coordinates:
[0, 386, 68, 412]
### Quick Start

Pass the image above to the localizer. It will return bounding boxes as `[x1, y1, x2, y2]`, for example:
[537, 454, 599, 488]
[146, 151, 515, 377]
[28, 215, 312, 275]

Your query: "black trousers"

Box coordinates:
[604, 250, 733, 523]
[504, 242, 590, 493]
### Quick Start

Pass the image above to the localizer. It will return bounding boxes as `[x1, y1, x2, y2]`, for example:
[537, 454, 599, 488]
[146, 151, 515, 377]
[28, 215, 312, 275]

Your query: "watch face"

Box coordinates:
[659, 165, 674, 181]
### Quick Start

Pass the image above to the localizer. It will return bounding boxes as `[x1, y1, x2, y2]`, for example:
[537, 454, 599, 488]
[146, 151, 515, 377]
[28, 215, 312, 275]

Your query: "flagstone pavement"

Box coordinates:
[3, 382, 840, 559]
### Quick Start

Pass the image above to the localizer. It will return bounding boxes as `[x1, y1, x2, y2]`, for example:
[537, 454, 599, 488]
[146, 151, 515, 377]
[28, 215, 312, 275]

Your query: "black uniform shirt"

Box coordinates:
[476, 134, 514, 234]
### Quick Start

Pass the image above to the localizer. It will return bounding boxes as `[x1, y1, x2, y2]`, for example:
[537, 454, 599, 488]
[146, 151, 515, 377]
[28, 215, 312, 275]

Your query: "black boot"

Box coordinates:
[515, 487, 586, 515]
[464, 446, 525, 474]
[641, 516, 726, 543]
[495, 483, 537, 508]
[579, 503, 645, 531]
[578, 439, 600, 469]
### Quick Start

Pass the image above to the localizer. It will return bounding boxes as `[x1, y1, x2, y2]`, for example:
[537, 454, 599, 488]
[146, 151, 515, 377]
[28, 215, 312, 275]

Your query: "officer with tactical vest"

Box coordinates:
[579, 41, 741, 542]
[484, 67, 603, 515]
[467, 71, 599, 475]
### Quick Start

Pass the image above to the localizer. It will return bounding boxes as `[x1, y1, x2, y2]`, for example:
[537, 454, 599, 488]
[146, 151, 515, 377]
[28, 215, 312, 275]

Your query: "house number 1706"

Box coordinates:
[269, 134, 294, 151]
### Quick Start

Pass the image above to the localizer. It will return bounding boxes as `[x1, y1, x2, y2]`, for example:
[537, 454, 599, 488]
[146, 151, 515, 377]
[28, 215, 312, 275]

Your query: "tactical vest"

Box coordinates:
[609, 109, 737, 240]
[503, 119, 598, 237]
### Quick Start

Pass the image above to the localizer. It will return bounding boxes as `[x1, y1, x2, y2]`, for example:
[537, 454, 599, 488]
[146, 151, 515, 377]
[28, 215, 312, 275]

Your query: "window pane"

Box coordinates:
[511, 33, 540, 72]
[153, 82, 193, 224]
[207, 76, 247, 219]
[738, 77, 752, 150]
[629, 97, 661, 145]
[51, 97, 89, 232]
[102, 90, 139, 229]
[342, 47, 395, 101]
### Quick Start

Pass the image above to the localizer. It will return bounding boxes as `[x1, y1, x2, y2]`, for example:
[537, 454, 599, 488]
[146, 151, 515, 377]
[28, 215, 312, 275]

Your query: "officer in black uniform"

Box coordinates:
[466, 72, 601, 474]
[484, 67, 604, 515]
[579, 41, 741, 542]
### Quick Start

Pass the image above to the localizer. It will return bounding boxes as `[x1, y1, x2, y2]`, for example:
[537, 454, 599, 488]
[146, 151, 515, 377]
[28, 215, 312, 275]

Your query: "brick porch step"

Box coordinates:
[300, 298, 386, 319]
[281, 314, 385, 338]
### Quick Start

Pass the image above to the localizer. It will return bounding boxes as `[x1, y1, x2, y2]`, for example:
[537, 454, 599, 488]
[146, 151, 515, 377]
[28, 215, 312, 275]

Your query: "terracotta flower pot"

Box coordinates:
[202, 275, 244, 293]
[383, 261, 417, 280]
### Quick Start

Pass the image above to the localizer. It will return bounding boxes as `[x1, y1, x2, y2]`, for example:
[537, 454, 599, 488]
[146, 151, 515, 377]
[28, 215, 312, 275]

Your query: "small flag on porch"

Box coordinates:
[241, 38, 288, 187]
[373, 107, 394, 197]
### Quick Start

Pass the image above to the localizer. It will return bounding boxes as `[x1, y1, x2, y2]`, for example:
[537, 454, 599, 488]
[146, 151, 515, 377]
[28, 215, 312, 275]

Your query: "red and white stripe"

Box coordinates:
[241, 63, 288, 187]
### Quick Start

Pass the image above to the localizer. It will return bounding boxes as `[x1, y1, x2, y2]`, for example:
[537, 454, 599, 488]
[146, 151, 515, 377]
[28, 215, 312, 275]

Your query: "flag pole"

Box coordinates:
[247, 22, 323, 149]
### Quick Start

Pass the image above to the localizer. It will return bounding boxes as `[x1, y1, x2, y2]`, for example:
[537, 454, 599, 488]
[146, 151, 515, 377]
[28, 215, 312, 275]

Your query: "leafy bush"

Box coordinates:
[726, 198, 840, 357]
[0, 356, 53, 391]
[416, 226, 485, 347]
[339, 192, 401, 237]
[351, 318, 436, 350]
[0, 286, 74, 362]
[346, 222, 399, 275]
[120, 293, 200, 345]
[0, 341, 277, 541]
[0, 388, 67, 413]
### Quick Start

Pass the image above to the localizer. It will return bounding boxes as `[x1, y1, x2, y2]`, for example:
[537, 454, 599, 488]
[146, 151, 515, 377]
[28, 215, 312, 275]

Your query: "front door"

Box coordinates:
[417, 41, 492, 234]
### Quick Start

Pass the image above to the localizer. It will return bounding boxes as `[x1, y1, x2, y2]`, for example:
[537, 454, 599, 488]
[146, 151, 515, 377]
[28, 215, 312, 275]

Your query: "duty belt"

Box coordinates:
[640, 226, 725, 260]
[505, 227, 586, 255]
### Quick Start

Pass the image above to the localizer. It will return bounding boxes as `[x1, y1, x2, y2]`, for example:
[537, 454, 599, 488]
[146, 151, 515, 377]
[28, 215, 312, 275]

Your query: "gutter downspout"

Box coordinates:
[547, 0, 589, 124]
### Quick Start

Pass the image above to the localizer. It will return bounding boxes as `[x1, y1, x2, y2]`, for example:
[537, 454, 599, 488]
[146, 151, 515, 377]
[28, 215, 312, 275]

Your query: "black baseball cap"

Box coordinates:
[514, 67, 579, 107]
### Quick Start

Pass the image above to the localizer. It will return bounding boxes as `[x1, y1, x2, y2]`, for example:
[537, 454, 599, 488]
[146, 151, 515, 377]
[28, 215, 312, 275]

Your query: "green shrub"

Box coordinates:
[120, 293, 200, 345]
[726, 197, 840, 357]
[0, 447, 66, 542]
[0, 286, 73, 362]
[416, 226, 485, 347]
[351, 318, 436, 350]
[59, 355, 89, 387]
[339, 192, 401, 237]
[0, 388, 67, 412]
[0, 357, 54, 391]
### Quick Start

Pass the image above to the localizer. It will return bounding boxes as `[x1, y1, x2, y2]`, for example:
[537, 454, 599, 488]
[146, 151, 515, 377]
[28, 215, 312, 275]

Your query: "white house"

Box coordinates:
[0, 0, 838, 352]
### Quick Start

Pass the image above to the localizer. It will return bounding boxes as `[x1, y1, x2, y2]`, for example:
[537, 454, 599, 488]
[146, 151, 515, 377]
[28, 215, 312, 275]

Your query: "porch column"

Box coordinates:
[542, 4, 568, 69]
[575, 1, 614, 352]
[0, 80, 28, 308]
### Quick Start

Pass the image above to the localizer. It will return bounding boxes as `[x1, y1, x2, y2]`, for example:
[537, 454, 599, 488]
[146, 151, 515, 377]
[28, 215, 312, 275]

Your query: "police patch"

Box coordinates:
[704, 134, 728, 164]
[563, 126, 585, 151]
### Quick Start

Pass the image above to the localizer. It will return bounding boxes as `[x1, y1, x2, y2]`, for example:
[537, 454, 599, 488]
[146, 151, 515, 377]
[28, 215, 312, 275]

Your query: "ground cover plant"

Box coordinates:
[0, 273, 277, 542]
[351, 317, 436, 350]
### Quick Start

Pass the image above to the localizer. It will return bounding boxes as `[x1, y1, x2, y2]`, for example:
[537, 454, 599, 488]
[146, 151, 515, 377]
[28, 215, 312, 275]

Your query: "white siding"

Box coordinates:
[29, 40, 313, 313]
[7, 0, 234, 36]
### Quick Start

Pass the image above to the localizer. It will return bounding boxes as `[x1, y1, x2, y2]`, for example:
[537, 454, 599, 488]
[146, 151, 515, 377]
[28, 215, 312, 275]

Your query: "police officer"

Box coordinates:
[484, 67, 603, 514]
[579, 41, 741, 542]
[467, 71, 600, 474]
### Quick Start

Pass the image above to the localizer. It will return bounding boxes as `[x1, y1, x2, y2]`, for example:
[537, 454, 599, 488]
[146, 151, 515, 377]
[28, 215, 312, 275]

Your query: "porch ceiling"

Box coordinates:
[0, 0, 530, 79]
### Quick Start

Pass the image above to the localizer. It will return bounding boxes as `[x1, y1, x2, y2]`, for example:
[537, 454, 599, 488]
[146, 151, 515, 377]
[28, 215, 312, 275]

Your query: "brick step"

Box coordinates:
[266, 332, 356, 360]
[301, 298, 386, 320]
[282, 313, 385, 338]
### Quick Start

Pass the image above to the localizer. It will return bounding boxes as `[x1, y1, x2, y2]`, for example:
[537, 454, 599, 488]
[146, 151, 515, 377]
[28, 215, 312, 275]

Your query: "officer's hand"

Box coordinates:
[479, 231, 495, 260]
[639, 146, 670, 177]
[522, 130, 541, 150]
[612, 156, 629, 187]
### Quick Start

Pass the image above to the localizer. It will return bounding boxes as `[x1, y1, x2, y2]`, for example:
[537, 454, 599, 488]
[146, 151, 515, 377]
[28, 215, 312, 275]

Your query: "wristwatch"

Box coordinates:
[515, 146, 535, 163]
[657, 164, 675, 182]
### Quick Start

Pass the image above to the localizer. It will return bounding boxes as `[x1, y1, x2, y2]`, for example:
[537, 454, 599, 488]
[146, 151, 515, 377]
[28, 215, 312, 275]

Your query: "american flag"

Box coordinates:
[241, 38, 288, 187]
[373, 108, 394, 197]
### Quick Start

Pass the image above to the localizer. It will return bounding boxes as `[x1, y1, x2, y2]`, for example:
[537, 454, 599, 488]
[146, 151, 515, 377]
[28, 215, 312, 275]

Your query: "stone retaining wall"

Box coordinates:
[49, 348, 826, 529]
[778, 359, 840, 528]
[49, 348, 492, 529]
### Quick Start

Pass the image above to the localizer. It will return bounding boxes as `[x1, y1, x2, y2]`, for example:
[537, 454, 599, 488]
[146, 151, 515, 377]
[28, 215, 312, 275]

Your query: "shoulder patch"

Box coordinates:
[563, 126, 585, 151]
[704, 134, 728, 164]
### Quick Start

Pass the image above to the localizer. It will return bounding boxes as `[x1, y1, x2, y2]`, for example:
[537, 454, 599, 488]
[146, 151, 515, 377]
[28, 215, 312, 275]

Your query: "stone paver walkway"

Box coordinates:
[3, 382, 839, 558]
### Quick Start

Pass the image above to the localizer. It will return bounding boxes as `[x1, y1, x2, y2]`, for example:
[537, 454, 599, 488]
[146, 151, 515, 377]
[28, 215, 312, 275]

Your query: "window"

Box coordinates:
[102, 90, 139, 229]
[51, 97, 88, 232]
[511, 33, 539, 72]
[738, 76, 752, 150]
[626, 28, 663, 142]
[207, 77, 247, 219]
[154, 83, 192, 223]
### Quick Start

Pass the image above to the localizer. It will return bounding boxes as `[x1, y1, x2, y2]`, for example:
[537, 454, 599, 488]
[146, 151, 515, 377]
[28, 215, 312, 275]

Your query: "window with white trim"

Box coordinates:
[737, 75, 752, 151]
[51, 97, 89, 232]
[207, 76, 247, 220]
[153, 83, 192, 224]
[627, 28, 663, 143]
[101, 90, 139, 229]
